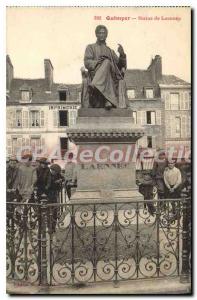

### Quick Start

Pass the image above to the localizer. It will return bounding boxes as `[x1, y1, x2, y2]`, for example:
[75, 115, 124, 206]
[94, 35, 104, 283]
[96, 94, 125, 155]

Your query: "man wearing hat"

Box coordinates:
[6, 156, 19, 192]
[6, 156, 20, 225]
[48, 164, 64, 232]
[14, 153, 37, 205]
[138, 170, 156, 216]
[152, 150, 167, 199]
[164, 160, 182, 215]
[64, 152, 77, 200]
[36, 157, 51, 199]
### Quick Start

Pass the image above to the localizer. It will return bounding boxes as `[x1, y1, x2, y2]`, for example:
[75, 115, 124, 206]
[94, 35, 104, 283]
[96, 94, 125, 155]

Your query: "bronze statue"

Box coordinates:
[81, 25, 128, 109]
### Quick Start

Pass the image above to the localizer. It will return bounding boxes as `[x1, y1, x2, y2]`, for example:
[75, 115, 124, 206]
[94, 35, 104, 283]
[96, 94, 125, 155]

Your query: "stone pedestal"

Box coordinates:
[67, 108, 145, 203]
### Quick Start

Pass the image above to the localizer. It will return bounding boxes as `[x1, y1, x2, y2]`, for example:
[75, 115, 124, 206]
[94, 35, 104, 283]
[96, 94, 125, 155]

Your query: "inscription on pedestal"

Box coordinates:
[81, 163, 131, 170]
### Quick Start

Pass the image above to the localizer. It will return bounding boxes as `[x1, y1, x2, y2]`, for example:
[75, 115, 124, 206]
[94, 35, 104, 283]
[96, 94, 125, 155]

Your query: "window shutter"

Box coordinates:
[137, 111, 142, 125]
[180, 92, 184, 110]
[188, 116, 191, 138]
[69, 110, 74, 126]
[12, 110, 16, 127]
[6, 109, 12, 128]
[133, 111, 137, 124]
[156, 110, 161, 125]
[69, 110, 77, 126]
[142, 111, 146, 125]
[26, 138, 30, 146]
[29, 111, 32, 127]
[7, 138, 12, 155]
[170, 116, 176, 138]
[181, 115, 187, 138]
[151, 111, 156, 125]
[165, 115, 171, 138]
[53, 111, 58, 127]
[152, 136, 156, 149]
[165, 92, 170, 110]
[41, 137, 45, 146]
[137, 111, 146, 125]
[40, 111, 45, 127]
[22, 111, 29, 128]
[7, 109, 15, 128]
[184, 92, 189, 110]
[17, 138, 22, 155]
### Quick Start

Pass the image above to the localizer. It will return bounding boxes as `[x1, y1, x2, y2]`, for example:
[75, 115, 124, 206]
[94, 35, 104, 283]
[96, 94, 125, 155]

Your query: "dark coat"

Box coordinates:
[36, 166, 51, 196]
[48, 173, 64, 203]
[6, 166, 19, 190]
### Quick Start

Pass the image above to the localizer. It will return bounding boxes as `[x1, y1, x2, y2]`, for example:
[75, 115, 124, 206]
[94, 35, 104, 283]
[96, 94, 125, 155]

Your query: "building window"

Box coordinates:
[133, 111, 137, 124]
[170, 93, 179, 110]
[183, 92, 190, 110]
[175, 117, 181, 138]
[145, 88, 154, 99]
[60, 137, 68, 158]
[30, 111, 40, 127]
[78, 91, 82, 102]
[21, 90, 31, 102]
[69, 110, 77, 126]
[146, 111, 156, 125]
[12, 138, 17, 155]
[59, 91, 67, 101]
[30, 137, 41, 150]
[127, 89, 135, 99]
[59, 110, 68, 126]
[16, 110, 22, 127]
[147, 136, 153, 148]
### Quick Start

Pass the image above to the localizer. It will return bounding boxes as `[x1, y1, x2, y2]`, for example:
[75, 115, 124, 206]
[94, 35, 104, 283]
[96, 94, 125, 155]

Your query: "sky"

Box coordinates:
[6, 7, 191, 84]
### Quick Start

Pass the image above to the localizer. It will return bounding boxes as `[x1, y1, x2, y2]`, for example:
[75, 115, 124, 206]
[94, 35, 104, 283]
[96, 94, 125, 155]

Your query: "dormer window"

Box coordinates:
[20, 87, 32, 103]
[21, 90, 30, 101]
[127, 89, 136, 99]
[59, 90, 67, 101]
[145, 88, 154, 99]
[58, 85, 69, 101]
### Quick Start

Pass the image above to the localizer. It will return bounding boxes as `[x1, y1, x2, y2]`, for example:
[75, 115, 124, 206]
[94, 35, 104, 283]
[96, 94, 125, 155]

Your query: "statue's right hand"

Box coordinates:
[98, 56, 107, 64]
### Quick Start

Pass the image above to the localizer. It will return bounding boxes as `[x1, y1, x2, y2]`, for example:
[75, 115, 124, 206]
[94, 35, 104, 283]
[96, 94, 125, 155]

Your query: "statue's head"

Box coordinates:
[95, 25, 108, 42]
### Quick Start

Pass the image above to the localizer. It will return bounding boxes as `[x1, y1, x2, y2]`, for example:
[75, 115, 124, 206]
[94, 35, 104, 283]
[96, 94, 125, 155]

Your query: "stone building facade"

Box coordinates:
[6, 56, 81, 165]
[6, 54, 191, 167]
[125, 55, 191, 153]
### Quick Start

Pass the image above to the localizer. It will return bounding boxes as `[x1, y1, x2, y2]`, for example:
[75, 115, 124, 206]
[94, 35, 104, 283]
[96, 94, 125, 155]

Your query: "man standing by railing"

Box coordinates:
[48, 163, 64, 232]
[6, 155, 20, 225]
[152, 150, 167, 199]
[14, 154, 37, 216]
[64, 152, 77, 200]
[36, 157, 51, 200]
[164, 160, 182, 216]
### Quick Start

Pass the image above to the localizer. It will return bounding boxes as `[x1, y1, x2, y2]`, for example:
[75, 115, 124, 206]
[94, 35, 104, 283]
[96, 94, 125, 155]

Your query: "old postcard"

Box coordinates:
[6, 6, 191, 294]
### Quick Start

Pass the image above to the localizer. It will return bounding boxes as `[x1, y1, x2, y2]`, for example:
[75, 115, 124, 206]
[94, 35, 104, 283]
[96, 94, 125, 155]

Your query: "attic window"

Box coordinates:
[127, 89, 135, 99]
[59, 91, 67, 101]
[145, 88, 154, 99]
[21, 90, 32, 102]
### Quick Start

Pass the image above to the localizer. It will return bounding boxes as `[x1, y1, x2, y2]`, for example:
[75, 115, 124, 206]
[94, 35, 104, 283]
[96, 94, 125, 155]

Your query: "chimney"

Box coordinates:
[44, 59, 53, 91]
[148, 55, 162, 81]
[6, 55, 14, 91]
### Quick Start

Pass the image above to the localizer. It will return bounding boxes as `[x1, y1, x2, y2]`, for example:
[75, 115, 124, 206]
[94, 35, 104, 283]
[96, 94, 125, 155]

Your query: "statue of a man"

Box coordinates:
[84, 25, 127, 109]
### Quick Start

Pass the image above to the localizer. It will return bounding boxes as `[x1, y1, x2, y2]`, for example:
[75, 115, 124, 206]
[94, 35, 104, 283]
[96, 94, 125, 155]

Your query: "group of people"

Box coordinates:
[6, 152, 77, 231]
[138, 154, 191, 217]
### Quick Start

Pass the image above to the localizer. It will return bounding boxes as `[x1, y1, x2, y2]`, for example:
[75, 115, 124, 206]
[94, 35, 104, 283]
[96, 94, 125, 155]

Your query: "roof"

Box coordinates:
[8, 78, 81, 104]
[124, 69, 160, 98]
[158, 75, 190, 86]
[125, 69, 155, 87]
[7, 70, 190, 104]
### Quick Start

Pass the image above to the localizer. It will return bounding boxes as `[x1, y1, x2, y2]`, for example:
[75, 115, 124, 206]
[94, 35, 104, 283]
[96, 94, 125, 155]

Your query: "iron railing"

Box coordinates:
[6, 196, 191, 286]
